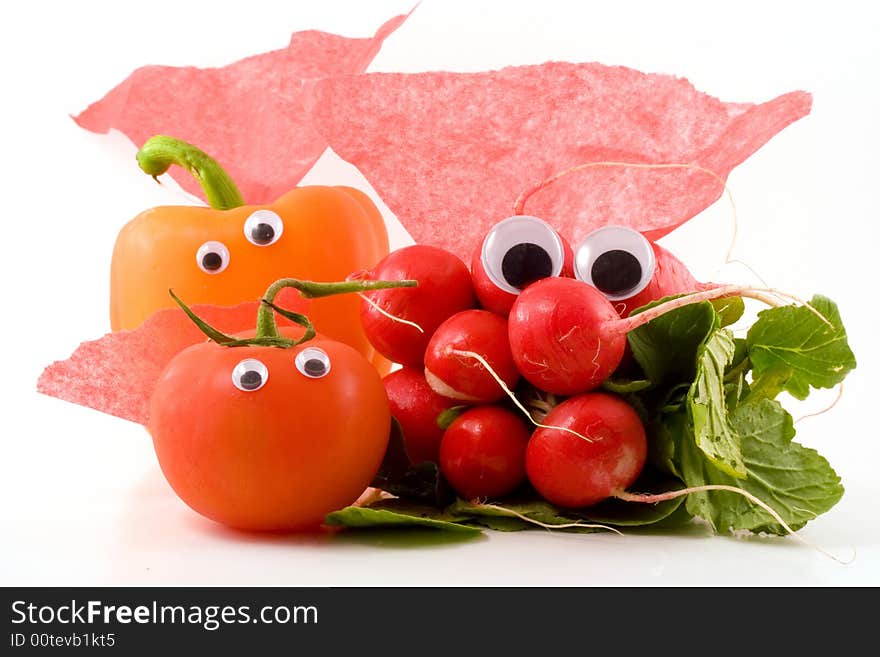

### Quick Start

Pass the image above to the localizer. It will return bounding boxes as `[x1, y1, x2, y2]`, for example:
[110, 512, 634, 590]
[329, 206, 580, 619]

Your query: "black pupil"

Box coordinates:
[251, 223, 275, 245]
[201, 251, 223, 271]
[239, 370, 263, 390]
[304, 358, 326, 377]
[501, 243, 553, 289]
[591, 249, 642, 295]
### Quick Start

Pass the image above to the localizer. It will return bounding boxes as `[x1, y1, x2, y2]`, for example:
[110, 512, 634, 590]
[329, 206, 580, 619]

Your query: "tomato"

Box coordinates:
[148, 329, 390, 531]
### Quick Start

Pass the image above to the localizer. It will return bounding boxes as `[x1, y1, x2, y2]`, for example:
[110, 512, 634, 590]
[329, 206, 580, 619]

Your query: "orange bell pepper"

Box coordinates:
[110, 135, 391, 373]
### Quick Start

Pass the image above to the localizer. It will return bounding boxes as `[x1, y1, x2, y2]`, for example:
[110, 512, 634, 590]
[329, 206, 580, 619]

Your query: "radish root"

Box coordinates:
[449, 349, 595, 443]
[614, 486, 853, 564]
[523, 390, 559, 423]
[614, 284, 832, 333]
[346, 268, 426, 334]
[513, 161, 736, 224]
[357, 292, 425, 333]
[795, 383, 845, 424]
[512, 161, 820, 308]
[514, 160, 752, 278]
[472, 502, 622, 535]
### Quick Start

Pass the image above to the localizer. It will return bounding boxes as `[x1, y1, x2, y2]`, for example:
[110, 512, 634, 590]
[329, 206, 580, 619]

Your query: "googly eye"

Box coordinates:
[574, 226, 656, 300]
[196, 241, 230, 274]
[244, 210, 284, 246]
[295, 347, 331, 379]
[231, 358, 268, 392]
[481, 215, 566, 295]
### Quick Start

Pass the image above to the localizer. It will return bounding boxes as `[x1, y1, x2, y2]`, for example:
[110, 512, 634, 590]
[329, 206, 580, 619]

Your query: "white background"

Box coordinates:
[1, 0, 878, 585]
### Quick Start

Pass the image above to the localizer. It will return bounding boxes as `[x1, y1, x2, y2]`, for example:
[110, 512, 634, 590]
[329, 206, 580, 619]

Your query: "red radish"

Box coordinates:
[609, 242, 713, 318]
[526, 393, 647, 508]
[570, 226, 717, 318]
[513, 161, 738, 317]
[470, 245, 517, 315]
[509, 278, 782, 395]
[424, 309, 520, 403]
[509, 277, 625, 395]
[440, 406, 530, 499]
[383, 367, 459, 464]
[471, 232, 575, 316]
[360, 245, 476, 367]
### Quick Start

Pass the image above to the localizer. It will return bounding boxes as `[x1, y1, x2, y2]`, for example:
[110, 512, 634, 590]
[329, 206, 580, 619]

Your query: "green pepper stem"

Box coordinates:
[136, 135, 245, 210]
[255, 278, 418, 339]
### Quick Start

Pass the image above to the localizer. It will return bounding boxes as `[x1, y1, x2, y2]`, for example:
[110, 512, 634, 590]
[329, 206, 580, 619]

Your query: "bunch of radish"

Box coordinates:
[359, 214, 748, 510]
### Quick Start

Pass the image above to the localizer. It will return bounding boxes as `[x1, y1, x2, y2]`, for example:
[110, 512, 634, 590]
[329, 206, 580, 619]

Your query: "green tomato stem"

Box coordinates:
[255, 278, 418, 340]
[169, 289, 295, 348]
[136, 135, 245, 210]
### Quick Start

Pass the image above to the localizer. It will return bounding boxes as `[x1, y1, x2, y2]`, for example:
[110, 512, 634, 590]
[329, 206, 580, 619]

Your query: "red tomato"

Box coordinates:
[148, 331, 390, 531]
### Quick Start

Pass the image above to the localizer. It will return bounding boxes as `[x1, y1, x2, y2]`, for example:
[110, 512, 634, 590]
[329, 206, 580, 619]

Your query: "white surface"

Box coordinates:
[1, 0, 878, 586]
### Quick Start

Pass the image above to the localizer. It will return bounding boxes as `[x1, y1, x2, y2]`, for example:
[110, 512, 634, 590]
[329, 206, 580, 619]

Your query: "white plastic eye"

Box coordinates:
[481, 215, 565, 295]
[196, 241, 230, 274]
[574, 226, 656, 300]
[231, 358, 269, 392]
[295, 347, 331, 379]
[244, 210, 284, 246]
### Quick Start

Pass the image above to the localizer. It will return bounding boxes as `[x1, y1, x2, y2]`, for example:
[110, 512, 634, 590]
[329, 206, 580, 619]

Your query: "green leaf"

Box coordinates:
[371, 419, 453, 506]
[583, 476, 686, 526]
[687, 328, 746, 478]
[436, 406, 467, 430]
[711, 296, 745, 327]
[657, 383, 691, 413]
[725, 338, 750, 381]
[648, 503, 695, 528]
[628, 299, 719, 388]
[679, 399, 844, 534]
[448, 477, 686, 529]
[325, 500, 480, 533]
[602, 378, 652, 394]
[747, 295, 856, 400]
[648, 412, 686, 478]
[723, 338, 752, 411]
[444, 502, 532, 532]
[447, 499, 605, 533]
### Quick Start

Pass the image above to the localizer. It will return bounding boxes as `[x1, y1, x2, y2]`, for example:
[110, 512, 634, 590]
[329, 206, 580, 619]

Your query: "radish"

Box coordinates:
[524, 391, 813, 546]
[439, 406, 530, 499]
[383, 367, 459, 464]
[509, 278, 624, 395]
[574, 233, 714, 318]
[508, 277, 784, 395]
[526, 392, 647, 508]
[424, 309, 519, 403]
[470, 245, 518, 315]
[611, 242, 712, 317]
[513, 160, 736, 317]
[523, 392, 831, 554]
[360, 245, 476, 367]
[470, 220, 575, 316]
